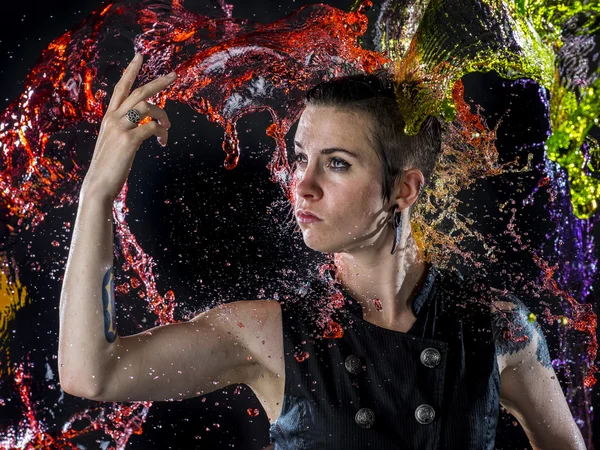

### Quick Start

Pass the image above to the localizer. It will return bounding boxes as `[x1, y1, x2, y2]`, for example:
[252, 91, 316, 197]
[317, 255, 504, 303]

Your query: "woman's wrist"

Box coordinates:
[80, 177, 117, 207]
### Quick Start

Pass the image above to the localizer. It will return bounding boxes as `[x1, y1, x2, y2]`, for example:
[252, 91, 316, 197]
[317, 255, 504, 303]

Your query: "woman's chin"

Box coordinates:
[301, 234, 343, 254]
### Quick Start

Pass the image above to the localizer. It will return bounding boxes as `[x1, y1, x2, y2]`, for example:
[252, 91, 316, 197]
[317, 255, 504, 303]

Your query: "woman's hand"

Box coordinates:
[82, 53, 176, 202]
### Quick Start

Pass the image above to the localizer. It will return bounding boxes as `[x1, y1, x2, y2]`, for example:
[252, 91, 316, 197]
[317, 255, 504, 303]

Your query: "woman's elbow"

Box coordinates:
[59, 371, 104, 400]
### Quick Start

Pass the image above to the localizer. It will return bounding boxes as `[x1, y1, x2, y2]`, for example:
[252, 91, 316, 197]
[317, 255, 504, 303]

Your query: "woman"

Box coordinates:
[58, 54, 585, 449]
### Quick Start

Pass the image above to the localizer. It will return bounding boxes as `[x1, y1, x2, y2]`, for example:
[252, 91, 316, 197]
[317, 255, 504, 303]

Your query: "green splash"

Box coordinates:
[356, 0, 600, 218]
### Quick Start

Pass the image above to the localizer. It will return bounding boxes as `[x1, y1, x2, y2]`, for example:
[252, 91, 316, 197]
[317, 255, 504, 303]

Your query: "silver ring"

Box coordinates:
[125, 108, 142, 125]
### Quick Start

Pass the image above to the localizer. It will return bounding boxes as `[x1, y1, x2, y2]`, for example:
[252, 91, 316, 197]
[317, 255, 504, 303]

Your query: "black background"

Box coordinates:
[0, 1, 598, 449]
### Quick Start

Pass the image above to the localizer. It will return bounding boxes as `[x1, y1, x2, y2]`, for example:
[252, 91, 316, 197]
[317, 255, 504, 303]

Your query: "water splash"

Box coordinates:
[0, 0, 597, 447]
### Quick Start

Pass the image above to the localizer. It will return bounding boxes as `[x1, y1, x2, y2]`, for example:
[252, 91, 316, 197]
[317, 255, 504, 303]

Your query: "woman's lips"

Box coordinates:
[296, 212, 322, 224]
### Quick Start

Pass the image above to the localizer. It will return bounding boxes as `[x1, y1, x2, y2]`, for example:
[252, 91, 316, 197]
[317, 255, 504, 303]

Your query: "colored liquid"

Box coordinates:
[0, 0, 597, 448]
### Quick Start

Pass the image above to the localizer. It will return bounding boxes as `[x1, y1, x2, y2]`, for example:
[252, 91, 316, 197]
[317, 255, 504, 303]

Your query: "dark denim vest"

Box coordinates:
[269, 265, 500, 449]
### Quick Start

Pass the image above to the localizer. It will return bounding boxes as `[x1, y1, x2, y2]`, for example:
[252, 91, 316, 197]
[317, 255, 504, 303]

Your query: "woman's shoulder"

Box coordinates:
[436, 267, 549, 359]
[433, 266, 534, 321]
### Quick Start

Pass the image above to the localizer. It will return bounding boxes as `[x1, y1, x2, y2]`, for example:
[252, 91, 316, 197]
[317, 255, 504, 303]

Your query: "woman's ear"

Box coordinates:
[393, 168, 424, 210]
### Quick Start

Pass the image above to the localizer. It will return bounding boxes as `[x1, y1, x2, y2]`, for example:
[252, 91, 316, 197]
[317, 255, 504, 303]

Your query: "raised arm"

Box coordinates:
[58, 54, 282, 401]
[492, 296, 586, 450]
[59, 53, 175, 397]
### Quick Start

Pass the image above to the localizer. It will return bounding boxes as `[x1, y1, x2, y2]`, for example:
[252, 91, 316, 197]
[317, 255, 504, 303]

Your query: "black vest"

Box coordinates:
[269, 265, 501, 449]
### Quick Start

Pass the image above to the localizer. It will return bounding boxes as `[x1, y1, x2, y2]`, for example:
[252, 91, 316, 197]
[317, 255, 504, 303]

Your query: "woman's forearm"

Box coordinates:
[58, 184, 118, 397]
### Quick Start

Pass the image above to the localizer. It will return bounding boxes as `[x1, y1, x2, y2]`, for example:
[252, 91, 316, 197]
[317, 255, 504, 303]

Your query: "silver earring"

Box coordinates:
[391, 205, 402, 254]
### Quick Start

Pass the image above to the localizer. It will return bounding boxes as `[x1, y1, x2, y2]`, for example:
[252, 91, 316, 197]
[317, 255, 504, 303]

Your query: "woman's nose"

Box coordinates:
[294, 164, 323, 200]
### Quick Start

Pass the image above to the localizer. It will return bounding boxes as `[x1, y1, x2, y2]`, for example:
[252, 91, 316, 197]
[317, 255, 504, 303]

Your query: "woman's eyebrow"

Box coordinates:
[294, 141, 359, 159]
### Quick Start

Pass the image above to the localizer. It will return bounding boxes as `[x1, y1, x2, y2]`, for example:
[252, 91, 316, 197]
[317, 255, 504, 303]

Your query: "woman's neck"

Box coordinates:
[333, 229, 430, 327]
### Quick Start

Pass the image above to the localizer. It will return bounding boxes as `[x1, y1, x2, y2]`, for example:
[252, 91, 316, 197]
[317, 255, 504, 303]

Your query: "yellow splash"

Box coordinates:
[0, 255, 30, 377]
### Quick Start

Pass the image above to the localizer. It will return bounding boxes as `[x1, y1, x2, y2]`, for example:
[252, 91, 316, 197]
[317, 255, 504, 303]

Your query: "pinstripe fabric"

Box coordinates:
[269, 265, 500, 449]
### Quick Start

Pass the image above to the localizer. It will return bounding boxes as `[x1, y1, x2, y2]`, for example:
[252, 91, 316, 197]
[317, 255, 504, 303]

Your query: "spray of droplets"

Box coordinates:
[0, 0, 598, 448]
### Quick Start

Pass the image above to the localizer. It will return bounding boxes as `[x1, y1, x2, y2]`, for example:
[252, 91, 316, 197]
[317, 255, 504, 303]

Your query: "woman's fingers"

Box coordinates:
[130, 101, 171, 130]
[83, 56, 176, 201]
[131, 121, 169, 147]
[127, 101, 171, 146]
[118, 72, 177, 114]
[106, 54, 143, 113]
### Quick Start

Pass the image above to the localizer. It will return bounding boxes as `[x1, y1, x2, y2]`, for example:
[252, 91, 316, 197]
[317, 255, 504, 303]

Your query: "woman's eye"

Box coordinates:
[292, 154, 350, 171]
[329, 157, 350, 170]
[293, 154, 305, 164]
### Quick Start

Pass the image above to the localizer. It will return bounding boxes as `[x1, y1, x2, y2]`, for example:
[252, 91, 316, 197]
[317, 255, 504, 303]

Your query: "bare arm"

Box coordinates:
[58, 190, 117, 397]
[91, 299, 281, 402]
[58, 184, 280, 401]
[492, 297, 586, 450]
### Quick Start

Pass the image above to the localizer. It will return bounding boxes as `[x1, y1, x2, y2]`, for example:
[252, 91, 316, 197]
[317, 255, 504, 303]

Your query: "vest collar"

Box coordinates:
[338, 263, 438, 319]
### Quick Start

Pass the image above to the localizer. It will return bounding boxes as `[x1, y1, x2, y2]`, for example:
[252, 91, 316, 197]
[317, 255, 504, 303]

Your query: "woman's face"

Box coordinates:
[292, 105, 392, 254]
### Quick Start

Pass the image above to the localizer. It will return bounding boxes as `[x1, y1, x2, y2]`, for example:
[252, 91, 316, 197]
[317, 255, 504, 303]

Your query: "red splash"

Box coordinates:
[0, 0, 387, 446]
[294, 350, 310, 363]
[533, 254, 598, 387]
[323, 319, 344, 339]
[372, 297, 383, 311]
[2, 360, 151, 449]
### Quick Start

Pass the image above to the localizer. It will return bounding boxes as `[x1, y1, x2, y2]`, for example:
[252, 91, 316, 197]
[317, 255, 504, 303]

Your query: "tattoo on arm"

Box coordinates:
[491, 296, 552, 369]
[102, 267, 118, 343]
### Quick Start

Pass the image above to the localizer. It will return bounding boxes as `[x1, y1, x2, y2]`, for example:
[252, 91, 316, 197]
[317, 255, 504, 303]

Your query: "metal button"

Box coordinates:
[420, 347, 441, 368]
[355, 407, 375, 428]
[345, 355, 362, 375]
[415, 404, 435, 424]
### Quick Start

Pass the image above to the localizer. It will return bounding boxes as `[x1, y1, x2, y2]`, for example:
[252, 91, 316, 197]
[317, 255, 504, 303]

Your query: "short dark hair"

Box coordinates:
[305, 70, 442, 208]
